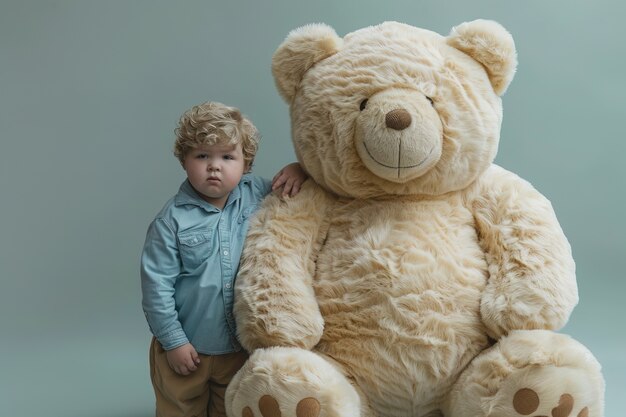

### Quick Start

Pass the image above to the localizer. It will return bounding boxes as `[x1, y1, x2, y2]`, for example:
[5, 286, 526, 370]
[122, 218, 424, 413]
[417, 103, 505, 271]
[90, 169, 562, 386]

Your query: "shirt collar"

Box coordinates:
[174, 176, 252, 212]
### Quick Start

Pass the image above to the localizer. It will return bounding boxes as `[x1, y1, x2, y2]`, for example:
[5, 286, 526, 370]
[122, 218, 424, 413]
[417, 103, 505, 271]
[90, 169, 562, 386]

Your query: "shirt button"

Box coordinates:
[225, 282, 231, 289]
[223, 250, 229, 256]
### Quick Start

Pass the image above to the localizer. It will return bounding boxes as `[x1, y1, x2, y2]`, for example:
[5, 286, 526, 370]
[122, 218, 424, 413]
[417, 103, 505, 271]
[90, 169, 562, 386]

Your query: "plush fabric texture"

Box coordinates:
[227, 21, 604, 417]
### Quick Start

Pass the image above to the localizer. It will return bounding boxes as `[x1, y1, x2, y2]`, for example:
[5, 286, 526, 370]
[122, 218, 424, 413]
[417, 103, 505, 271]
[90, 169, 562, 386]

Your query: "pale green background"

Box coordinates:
[1, 1, 624, 416]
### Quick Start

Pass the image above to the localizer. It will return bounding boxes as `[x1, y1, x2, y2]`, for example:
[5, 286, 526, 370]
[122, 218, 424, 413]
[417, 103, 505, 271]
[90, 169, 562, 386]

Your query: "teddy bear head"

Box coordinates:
[272, 20, 517, 198]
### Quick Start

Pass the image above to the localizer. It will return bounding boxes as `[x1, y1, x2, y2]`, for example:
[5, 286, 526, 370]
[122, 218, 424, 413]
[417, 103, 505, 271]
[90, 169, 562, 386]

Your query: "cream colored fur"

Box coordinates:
[227, 20, 604, 417]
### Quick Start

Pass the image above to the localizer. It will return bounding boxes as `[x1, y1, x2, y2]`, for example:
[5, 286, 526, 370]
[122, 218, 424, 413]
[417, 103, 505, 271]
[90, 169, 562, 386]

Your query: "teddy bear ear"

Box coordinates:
[272, 23, 343, 102]
[446, 19, 518, 95]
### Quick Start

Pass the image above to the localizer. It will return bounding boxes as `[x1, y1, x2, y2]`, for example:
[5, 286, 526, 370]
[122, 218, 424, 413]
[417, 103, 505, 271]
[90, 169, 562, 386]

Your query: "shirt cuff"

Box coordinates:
[157, 328, 189, 351]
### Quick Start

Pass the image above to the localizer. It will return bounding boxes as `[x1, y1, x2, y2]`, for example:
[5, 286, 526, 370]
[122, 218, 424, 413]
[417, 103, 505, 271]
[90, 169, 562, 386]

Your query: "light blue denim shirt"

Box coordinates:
[140, 174, 271, 354]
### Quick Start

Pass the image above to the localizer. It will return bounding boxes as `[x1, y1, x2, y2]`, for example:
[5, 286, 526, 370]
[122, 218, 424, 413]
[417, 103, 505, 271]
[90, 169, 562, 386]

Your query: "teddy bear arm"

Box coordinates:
[470, 165, 578, 339]
[233, 181, 331, 351]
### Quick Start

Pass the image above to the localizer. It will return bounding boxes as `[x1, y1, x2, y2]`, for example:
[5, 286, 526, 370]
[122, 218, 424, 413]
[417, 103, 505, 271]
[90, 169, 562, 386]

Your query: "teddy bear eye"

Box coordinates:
[359, 99, 369, 111]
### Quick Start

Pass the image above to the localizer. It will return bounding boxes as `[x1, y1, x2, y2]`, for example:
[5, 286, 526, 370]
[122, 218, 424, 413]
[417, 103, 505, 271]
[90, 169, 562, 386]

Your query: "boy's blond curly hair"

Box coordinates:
[174, 101, 260, 170]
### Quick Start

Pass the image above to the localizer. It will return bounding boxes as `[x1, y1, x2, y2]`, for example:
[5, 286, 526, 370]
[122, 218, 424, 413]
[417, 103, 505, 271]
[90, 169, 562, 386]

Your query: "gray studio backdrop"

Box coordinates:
[1, 1, 624, 416]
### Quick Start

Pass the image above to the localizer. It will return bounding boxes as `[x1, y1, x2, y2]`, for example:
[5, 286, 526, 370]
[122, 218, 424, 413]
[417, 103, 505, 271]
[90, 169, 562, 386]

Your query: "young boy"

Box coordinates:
[140, 101, 307, 417]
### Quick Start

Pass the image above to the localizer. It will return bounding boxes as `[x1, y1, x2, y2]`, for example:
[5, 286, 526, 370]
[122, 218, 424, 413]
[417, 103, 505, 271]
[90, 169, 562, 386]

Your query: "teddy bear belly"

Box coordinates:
[314, 200, 490, 414]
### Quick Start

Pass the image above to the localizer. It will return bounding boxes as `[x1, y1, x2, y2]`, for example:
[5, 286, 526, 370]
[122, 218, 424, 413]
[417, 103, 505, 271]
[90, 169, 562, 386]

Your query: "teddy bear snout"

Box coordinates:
[385, 109, 412, 130]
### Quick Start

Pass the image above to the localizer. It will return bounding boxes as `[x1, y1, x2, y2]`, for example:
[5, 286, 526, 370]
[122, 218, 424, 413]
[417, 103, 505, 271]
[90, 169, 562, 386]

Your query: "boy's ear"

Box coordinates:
[446, 19, 517, 95]
[272, 23, 342, 103]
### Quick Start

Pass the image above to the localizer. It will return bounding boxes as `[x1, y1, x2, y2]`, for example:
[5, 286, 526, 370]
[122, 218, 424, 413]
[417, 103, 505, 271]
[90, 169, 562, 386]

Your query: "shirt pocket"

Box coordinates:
[238, 205, 258, 224]
[237, 205, 259, 239]
[177, 230, 212, 271]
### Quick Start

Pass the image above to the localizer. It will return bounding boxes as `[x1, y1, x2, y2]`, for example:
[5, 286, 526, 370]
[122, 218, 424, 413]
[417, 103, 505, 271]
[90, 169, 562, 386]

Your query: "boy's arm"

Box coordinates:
[271, 162, 308, 197]
[140, 218, 188, 350]
[468, 165, 578, 339]
[234, 180, 331, 351]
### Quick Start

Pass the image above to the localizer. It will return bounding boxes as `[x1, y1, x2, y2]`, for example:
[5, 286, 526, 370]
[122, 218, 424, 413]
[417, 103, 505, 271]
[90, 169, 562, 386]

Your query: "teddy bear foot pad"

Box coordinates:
[513, 388, 589, 417]
[240, 395, 320, 417]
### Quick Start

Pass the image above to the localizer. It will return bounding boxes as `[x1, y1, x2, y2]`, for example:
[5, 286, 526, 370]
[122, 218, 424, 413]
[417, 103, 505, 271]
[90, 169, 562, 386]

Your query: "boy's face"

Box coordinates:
[183, 143, 247, 209]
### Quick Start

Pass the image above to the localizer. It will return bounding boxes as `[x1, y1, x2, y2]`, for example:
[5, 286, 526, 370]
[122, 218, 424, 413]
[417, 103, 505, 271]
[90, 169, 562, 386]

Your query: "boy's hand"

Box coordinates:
[272, 162, 308, 197]
[166, 343, 200, 376]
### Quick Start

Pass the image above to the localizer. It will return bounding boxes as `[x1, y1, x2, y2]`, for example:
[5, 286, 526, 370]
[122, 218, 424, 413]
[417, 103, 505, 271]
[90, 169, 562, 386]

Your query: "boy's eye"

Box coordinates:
[224, 154, 234, 160]
[196, 153, 208, 159]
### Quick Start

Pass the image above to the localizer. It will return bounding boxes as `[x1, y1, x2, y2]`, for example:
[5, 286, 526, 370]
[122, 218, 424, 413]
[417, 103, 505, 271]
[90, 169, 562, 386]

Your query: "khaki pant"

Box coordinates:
[149, 338, 248, 417]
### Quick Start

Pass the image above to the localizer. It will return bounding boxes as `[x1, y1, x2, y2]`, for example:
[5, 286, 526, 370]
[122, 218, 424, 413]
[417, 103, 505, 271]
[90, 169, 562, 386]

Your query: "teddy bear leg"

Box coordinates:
[225, 346, 370, 417]
[443, 330, 604, 417]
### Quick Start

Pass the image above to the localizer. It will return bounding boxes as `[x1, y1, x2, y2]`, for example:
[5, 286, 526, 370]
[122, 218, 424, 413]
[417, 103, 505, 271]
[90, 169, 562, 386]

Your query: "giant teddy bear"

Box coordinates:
[225, 21, 605, 417]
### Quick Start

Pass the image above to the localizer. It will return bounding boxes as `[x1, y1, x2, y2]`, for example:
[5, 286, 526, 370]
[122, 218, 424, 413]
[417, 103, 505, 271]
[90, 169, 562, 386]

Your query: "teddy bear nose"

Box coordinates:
[385, 109, 412, 130]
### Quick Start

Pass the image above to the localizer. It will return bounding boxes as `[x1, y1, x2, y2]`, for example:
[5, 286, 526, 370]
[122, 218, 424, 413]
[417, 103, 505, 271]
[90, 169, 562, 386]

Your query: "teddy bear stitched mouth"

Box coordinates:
[363, 140, 435, 170]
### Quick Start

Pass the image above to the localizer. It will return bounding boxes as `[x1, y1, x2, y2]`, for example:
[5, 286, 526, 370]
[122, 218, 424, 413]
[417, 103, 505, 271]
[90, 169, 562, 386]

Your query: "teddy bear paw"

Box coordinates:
[512, 388, 590, 417]
[240, 395, 320, 417]
[225, 347, 362, 417]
